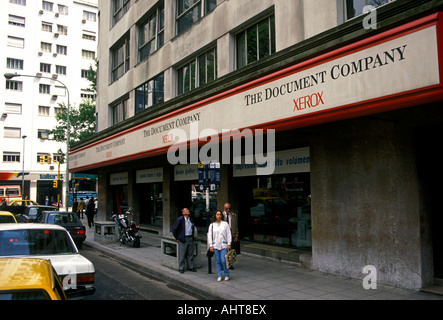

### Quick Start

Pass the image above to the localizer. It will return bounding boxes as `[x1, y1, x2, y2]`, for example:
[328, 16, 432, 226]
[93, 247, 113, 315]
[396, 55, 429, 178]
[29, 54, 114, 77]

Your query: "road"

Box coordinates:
[81, 247, 198, 300]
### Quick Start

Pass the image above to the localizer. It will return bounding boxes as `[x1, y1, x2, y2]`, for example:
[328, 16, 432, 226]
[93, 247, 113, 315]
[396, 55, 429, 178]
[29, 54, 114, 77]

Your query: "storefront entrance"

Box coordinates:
[138, 183, 163, 227]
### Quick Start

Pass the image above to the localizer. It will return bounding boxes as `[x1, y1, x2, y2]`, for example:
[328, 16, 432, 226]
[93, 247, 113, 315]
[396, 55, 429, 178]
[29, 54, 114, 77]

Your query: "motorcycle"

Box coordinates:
[111, 208, 142, 248]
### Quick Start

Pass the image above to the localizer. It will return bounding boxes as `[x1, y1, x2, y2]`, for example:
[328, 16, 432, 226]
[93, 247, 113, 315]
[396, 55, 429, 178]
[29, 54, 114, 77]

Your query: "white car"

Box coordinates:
[0, 224, 95, 299]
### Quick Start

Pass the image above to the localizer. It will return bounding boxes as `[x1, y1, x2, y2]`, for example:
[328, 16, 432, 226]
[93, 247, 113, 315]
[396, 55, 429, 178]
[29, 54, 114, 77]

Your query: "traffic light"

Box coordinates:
[47, 156, 52, 164]
[53, 180, 58, 188]
[40, 156, 46, 164]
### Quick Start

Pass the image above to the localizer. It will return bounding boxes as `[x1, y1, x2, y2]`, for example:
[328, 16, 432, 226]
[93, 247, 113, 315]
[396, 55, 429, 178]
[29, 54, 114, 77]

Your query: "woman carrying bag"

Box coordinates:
[207, 210, 232, 282]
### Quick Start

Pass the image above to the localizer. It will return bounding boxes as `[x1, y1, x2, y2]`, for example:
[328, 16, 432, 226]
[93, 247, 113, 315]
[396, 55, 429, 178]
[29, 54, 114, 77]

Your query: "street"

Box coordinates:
[80, 247, 198, 300]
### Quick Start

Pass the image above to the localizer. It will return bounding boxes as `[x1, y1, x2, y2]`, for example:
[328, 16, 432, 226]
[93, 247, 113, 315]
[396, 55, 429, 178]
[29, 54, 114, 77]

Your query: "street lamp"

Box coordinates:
[5, 72, 71, 211]
[21, 135, 27, 200]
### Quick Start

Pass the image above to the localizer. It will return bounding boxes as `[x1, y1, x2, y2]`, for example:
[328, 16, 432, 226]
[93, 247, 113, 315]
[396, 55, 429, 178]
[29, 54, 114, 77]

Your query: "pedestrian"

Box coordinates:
[208, 210, 232, 282]
[86, 197, 95, 228]
[72, 198, 78, 216]
[44, 196, 49, 206]
[223, 202, 239, 269]
[78, 198, 85, 219]
[94, 198, 98, 218]
[172, 208, 196, 274]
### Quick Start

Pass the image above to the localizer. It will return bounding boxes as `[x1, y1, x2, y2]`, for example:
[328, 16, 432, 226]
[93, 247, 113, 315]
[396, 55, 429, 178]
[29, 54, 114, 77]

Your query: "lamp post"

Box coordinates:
[5, 72, 71, 211]
[21, 135, 27, 200]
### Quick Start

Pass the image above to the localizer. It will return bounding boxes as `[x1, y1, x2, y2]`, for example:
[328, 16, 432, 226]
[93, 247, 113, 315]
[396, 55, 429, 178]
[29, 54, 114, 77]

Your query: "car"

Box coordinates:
[7, 199, 39, 207]
[15, 205, 59, 223]
[0, 257, 67, 300]
[0, 211, 17, 223]
[0, 224, 95, 299]
[34, 211, 86, 249]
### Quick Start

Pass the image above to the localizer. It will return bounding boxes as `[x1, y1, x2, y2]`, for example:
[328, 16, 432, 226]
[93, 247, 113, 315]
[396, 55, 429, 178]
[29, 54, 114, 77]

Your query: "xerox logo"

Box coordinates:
[293, 92, 325, 112]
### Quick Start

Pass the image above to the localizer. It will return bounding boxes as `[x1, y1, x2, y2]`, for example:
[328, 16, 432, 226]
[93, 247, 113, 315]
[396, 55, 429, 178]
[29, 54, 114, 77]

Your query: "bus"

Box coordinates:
[0, 185, 22, 203]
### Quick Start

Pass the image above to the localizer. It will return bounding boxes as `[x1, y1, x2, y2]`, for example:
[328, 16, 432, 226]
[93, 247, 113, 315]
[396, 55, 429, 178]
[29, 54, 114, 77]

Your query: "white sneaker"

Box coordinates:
[224, 277, 230, 281]
[217, 277, 222, 282]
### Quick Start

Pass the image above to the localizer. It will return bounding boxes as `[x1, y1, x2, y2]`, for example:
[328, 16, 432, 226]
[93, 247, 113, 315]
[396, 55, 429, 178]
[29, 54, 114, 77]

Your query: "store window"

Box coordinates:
[236, 15, 276, 69]
[345, 0, 395, 20]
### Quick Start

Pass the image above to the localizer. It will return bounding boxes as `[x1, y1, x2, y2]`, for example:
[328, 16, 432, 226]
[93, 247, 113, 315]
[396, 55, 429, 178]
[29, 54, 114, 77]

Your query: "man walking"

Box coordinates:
[223, 202, 239, 265]
[172, 208, 196, 273]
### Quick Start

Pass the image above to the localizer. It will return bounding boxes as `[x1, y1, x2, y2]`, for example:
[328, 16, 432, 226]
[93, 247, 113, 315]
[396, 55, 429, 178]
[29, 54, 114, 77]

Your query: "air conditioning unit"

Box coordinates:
[39, 10, 44, 14]
[38, 51, 43, 56]
[55, 13, 59, 17]
[82, 19, 86, 23]
[51, 95, 58, 100]
[36, 72, 43, 77]
[52, 74, 58, 79]
[54, 33, 59, 38]
[53, 53, 57, 57]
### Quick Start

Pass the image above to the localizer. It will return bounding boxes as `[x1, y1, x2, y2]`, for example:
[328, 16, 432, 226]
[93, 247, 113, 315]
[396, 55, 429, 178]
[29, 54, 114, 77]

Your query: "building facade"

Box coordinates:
[1, 0, 98, 205]
[70, 0, 443, 290]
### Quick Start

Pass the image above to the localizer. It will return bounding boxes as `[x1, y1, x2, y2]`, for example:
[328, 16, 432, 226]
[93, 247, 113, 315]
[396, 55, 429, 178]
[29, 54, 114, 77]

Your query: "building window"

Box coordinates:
[7, 36, 24, 48]
[176, 0, 222, 35]
[82, 49, 95, 60]
[41, 42, 52, 52]
[6, 80, 22, 91]
[5, 103, 22, 114]
[10, 0, 27, 6]
[38, 106, 50, 116]
[112, 0, 130, 27]
[3, 152, 20, 163]
[83, 10, 97, 22]
[138, 5, 164, 62]
[57, 25, 68, 35]
[177, 47, 217, 95]
[8, 15, 25, 27]
[56, 65, 67, 75]
[39, 84, 50, 94]
[345, 0, 395, 20]
[7, 58, 24, 70]
[57, 45, 67, 55]
[111, 98, 128, 125]
[42, 22, 53, 33]
[236, 15, 275, 69]
[82, 33, 96, 41]
[111, 35, 130, 82]
[58, 4, 68, 15]
[81, 69, 89, 78]
[38, 129, 49, 139]
[40, 63, 51, 73]
[4, 127, 21, 139]
[135, 73, 164, 114]
[42, 1, 53, 12]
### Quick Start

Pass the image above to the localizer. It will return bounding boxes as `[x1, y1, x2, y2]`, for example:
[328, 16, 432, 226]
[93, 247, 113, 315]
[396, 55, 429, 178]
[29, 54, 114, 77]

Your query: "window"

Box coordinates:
[112, 0, 130, 26]
[4, 127, 21, 139]
[41, 42, 52, 52]
[138, 5, 164, 62]
[38, 106, 50, 116]
[177, 47, 217, 95]
[8, 15, 25, 27]
[83, 10, 97, 22]
[57, 45, 67, 55]
[7, 58, 24, 70]
[111, 98, 128, 125]
[345, 0, 395, 20]
[58, 4, 68, 15]
[6, 80, 22, 91]
[38, 129, 49, 139]
[42, 1, 53, 12]
[7, 36, 24, 48]
[82, 50, 95, 60]
[40, 63, 51, 73]
[236, 15, 275, 69]
[5, 103, 22, 114]
[39, 84, 50, 94]
[111, 35, 130, 82]
[10, 0, 26, 5]
[82, 33, 96, 41]
[81, 69, 89, 78]
[176, 0, 222, 35]
[57, 25, 68, 35]
[56, 65, 66, 75]
[135, 73, 164, 114]
[3, 152, 20, 163]
[42, 22, 53, 33]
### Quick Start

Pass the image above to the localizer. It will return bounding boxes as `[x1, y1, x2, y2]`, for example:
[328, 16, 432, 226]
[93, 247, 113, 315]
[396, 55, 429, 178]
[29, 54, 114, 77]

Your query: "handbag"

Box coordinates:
[206, 224, 214, 258]
[225, 249, 238, 269]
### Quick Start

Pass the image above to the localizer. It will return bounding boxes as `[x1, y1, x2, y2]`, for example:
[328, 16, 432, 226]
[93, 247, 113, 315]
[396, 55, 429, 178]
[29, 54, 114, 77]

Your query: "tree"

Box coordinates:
[48, 66, 96, 158]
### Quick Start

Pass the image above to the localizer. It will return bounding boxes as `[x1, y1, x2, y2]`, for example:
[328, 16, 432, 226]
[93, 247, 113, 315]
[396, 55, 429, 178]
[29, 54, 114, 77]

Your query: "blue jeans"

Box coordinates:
[214, 248, 229, 278]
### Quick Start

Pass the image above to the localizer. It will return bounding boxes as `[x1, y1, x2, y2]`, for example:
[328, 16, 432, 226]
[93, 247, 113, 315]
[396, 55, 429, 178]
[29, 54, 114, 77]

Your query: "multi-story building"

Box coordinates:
[1, 0, 98, 205]
[71, 0, 443, 290]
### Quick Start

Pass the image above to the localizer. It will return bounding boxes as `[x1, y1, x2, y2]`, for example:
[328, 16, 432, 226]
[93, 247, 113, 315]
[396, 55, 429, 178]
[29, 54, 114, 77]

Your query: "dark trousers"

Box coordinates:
[178, 236, 194, 271]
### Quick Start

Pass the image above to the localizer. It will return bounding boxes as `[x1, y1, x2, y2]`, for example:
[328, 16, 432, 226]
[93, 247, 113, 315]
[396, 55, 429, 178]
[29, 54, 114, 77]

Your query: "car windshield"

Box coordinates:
[47, 213, 77, 225]
[0, 229, 76, 256]
[0, 216, 15, 223]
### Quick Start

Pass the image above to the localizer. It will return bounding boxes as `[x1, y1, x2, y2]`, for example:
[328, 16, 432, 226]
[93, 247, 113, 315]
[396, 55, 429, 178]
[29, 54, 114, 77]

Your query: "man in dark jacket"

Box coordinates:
[172, 208, 196, 273]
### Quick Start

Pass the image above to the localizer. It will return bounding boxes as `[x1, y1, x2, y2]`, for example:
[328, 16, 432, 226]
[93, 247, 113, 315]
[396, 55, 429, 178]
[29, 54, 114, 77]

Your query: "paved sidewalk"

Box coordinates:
[81, 222, 443, 300]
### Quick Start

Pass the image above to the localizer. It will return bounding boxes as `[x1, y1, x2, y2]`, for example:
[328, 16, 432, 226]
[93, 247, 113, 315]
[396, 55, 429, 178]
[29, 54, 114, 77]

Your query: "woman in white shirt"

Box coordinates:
[208, 210, 232, 281]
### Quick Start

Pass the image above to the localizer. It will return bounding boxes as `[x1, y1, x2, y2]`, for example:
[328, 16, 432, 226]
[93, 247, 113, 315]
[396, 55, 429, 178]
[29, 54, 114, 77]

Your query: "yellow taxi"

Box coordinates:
[0, 257, 67, 300]
[0, 211, 17, 223]
[7, 199, 39, 206]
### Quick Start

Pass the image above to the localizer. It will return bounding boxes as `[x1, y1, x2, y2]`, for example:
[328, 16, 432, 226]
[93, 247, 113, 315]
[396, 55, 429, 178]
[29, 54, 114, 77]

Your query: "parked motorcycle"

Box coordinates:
[111, 208, 142, 248]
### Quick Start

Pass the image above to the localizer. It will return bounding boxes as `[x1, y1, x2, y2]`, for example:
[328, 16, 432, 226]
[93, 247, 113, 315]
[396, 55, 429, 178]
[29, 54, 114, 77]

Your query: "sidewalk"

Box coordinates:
[81, 220, 443, 300]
